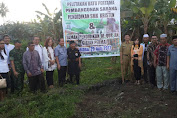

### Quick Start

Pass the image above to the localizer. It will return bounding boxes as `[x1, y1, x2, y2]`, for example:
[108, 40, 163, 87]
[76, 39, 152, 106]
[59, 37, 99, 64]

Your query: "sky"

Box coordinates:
[0, 0, 61, 24]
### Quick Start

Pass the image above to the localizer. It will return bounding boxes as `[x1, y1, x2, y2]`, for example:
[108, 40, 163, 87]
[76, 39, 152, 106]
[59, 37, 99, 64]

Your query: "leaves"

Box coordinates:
[169, 0, 177, 8]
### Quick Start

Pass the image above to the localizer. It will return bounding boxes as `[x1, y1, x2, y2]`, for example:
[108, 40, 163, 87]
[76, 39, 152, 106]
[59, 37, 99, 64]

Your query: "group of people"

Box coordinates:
[120, 33, 177, 93]
[1, 33, 177, 101]
[0, 35, 81, 101]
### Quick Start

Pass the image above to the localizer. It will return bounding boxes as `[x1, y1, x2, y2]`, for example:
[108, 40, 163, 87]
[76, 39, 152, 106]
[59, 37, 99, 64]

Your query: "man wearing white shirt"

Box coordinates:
[141, 34, 150, 84]
[3, 35, 15, 55]
[27, 36, 43, 63]
[3, 35, 15, 91]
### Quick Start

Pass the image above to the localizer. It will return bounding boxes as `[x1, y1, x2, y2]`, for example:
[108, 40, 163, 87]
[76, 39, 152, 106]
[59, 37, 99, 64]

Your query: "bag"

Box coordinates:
[0, 75, 7, 89]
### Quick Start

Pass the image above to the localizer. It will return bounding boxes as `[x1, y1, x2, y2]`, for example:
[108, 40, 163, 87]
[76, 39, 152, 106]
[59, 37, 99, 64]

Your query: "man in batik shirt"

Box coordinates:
[154, 34, 170, 91]
[147, 35, 158, 87]
[23, 42, 46, 93]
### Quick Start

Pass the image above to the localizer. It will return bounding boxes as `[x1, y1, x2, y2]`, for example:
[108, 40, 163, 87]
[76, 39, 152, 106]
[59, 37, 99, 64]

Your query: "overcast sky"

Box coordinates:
[0, 0, 61, 24]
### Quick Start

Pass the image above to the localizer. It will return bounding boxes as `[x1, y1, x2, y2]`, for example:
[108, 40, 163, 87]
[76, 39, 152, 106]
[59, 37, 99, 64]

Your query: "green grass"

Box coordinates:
[0, 57, 121, 118]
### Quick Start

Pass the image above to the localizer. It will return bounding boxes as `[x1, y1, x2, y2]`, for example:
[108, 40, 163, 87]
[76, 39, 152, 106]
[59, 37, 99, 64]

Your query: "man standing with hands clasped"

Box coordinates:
[67, 41, 81, 85]
[10, 40, 25, 94]
[23, 42, 46, 93]
[120, 34, 133, 83]
[55, 38, 68, 87]
[167, 36, 177, 94]
[154, 34, 170, 91]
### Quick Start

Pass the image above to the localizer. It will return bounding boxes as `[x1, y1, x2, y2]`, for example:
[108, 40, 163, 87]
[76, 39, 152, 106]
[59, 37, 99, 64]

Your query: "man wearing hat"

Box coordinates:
[141, 34, 150, 83]
[120, 34, 133, 83]
[167, 36, 177, 94]
[55, 38, 68, 87]
[67, 41, 81, 85]
[9, 40, 25, 94]
[154, 34, 170, 91]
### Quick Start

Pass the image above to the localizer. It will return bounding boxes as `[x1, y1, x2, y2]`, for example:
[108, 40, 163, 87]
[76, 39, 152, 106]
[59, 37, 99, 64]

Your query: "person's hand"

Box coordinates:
[167, 64, 170, 70]
[14, 71, 19, 77]
[41, 69, 44, 73]
[76, 58, 79, 61]
[154, 62, 157, 68]
[121, 60, 123, 65]
[50, 60, 55, 65]
[27, 72, 32, 77]
[134, 57, 138, 60]
[122, 80, 125, 84]
[149, 62, 152, 67]
[79, 63, 82, 68]
[57, 65, 61, 70]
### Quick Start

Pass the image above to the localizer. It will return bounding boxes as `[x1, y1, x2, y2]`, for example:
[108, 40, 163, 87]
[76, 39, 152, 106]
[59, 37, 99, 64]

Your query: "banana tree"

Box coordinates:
[35, 3, 58, 40]
[155, 0, 177, 34]
[130, 0, 157, 34]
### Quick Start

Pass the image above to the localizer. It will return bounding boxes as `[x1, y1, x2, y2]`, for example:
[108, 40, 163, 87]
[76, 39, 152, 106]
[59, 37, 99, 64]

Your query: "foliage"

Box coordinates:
[120, 0, 177, 41]
[35, 3, 63, 41]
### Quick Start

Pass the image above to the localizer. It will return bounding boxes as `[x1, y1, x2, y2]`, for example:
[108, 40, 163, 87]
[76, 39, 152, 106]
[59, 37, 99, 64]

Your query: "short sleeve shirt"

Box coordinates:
[54, 45, 68, 66]
[120, 41, 133, 55]
[167, 45, 177, 70]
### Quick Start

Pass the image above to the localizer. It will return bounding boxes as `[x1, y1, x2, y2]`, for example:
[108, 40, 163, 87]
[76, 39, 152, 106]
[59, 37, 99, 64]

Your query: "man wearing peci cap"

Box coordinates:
[67, 41, 81, 85]
[154, 34, 170, 91]
[23, 42, 46, 93]
[167, 36, 177, 94]
[120, 34, 133, 83]
[141, 34, 150, 83]
[9, 40, 25, 94]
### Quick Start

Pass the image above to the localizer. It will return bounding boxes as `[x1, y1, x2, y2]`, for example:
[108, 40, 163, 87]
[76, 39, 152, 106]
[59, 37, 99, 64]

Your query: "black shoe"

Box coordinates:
[125, 80, 130, 83]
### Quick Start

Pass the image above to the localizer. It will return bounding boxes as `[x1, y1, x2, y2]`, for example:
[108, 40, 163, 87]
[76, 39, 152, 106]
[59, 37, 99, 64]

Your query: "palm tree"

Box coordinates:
[0, 2, 9, 23]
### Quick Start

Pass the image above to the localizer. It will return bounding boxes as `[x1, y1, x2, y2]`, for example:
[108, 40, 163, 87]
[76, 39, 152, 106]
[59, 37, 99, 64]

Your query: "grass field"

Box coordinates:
[0, 57, 121, 118]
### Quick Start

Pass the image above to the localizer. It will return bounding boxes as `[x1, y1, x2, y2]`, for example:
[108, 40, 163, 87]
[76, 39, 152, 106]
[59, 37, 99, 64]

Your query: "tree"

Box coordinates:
[0, 2, 9, 23]
[35, 3, 60, 40]
[155, 0, 177, 34]
[130, 0, 157, 34]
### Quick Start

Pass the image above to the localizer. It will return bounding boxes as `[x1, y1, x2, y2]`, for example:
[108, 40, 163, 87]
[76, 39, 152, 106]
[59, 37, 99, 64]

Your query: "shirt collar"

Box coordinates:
[143, 42, 150, 45]
[125, 41, 130, 44]
[171, 45, 177, 48]
[159, 43, 169, 46]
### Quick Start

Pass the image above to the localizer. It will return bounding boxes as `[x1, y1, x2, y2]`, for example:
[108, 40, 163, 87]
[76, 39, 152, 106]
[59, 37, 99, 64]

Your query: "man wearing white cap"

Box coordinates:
[154, 34, 170, 91]
[141, 34, 150, 83]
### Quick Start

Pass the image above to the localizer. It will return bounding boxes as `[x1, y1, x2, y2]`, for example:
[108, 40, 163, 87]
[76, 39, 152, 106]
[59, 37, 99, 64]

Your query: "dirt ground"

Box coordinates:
[72, 82, 177, 118]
